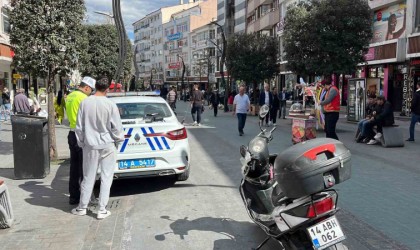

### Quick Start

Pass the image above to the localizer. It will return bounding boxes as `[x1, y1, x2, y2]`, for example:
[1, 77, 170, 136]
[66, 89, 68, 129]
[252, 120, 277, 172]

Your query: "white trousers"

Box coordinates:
[79, 146, 116, 211]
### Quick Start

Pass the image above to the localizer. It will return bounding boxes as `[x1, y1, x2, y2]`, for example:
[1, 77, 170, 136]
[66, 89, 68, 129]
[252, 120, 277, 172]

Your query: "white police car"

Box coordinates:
[107, 92, 190, 181]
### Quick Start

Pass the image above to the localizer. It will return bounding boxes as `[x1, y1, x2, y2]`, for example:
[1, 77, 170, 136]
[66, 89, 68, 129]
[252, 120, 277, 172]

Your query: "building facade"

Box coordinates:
[358, 0, 418, 115]
[133, 1, 201, 89]
[161, 0, 217, 89]
[0, 0, 12, 92]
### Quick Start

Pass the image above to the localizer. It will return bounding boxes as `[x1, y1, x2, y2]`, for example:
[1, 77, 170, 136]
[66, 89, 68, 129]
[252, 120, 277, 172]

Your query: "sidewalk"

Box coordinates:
[0, 107, 419, 249]
[0, 121, 129, 250]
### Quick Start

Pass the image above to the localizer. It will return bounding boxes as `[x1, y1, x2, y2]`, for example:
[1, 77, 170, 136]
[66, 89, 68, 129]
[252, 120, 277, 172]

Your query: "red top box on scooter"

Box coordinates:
[274, 138, 351, 199]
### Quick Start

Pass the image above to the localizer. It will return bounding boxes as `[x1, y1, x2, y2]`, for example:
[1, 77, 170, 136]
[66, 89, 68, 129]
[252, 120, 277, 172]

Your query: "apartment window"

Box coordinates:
[2, 8, 10, 34]
[208, 48, 215, 57]
[209, 30, 215, 39]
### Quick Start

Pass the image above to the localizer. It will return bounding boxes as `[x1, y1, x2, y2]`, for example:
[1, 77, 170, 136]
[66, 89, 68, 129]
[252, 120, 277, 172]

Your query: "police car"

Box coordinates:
[107, 92, 190, 181]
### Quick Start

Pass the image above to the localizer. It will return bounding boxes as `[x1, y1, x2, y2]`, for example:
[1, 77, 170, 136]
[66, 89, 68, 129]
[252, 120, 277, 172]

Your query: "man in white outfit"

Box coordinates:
[72, 77, 124, 219]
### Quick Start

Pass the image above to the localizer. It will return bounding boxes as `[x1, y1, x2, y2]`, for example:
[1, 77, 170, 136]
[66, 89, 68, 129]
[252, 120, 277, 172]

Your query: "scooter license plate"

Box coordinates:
[307, 216, 345, 250]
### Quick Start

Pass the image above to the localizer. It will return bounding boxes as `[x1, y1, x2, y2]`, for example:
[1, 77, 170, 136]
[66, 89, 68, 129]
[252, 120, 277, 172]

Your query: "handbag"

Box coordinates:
[201, 105, 205, 113]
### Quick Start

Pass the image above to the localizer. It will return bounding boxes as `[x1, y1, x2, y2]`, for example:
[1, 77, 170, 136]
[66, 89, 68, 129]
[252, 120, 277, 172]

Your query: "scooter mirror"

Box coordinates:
[240, 145, 247, 157]
[259, 104, 270, 119]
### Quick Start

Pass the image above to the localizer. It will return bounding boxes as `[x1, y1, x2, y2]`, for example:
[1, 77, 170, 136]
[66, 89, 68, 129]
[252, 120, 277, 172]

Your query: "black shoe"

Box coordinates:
[69, 198, 79, 205]
[406, 138, 415, 142]
[362, 137, 370, 143]
[356, 135, 365, 143]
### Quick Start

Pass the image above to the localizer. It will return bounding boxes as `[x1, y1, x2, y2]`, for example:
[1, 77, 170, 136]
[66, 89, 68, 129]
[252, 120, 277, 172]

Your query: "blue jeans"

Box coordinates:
[237, 113, 247, 134]
[409, 113, 420, 140]
[358, 119, 369, 137]
[1, 104, 11, 121]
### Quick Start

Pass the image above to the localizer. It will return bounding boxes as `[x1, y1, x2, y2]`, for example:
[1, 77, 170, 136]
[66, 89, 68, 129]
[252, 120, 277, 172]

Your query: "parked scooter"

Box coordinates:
[239, 105, 350, 250]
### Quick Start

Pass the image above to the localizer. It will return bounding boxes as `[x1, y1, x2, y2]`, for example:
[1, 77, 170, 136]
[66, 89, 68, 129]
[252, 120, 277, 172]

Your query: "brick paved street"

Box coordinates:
[0, 101, 419, 249]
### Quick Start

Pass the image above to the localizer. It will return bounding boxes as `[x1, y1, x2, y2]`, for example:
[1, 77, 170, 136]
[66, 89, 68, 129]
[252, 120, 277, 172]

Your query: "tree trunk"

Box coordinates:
[47, 71, 57, 161]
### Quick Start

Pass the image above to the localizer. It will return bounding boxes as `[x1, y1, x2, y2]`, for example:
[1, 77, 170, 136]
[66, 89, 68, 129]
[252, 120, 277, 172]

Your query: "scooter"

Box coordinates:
[239, 105, 350, 250]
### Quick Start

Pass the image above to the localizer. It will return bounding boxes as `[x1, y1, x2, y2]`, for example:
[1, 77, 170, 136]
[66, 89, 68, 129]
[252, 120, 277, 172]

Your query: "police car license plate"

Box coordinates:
[307, 216, 345, 249]
[118, 158, 156, 169]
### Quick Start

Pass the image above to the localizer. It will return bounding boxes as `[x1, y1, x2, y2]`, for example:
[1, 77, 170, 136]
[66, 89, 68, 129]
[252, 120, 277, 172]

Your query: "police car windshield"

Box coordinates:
[116, 103, 172, 120]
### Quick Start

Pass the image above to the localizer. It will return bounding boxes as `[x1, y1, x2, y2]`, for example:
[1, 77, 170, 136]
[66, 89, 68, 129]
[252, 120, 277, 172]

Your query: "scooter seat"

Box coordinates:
[271, 184, 286, 206]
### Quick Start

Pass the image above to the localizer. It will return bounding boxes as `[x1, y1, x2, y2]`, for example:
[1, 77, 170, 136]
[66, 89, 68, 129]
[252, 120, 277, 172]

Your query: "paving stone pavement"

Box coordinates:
[0, 103, 419, 250]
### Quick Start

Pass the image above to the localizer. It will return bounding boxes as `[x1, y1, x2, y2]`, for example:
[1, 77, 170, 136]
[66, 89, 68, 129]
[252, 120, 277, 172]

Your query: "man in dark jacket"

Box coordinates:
[210, 89, 220, 117]
[278, 87, 290, 119]
[363, 96, 394, 145]
[407, 82, 420, 141]
[259, 83, 273, 126]
[270, 87, 280, 125]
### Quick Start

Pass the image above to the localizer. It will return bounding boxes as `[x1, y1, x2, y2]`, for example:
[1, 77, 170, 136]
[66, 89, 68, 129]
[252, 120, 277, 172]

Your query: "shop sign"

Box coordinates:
[169, 48, 182, 54]
[168, 62, 181, 69]
[371, 2, 406, 43]
[402, 73, 414, 116]
[347, 78, 366, 122]
[410, 59, 420, 66]
[13, 73, 22, 79]
[167, 32, 182, 41]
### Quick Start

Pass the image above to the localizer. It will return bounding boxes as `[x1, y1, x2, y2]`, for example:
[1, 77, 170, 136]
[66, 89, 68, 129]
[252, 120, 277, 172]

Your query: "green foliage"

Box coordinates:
[226, 33, 279, 85]
[77, 24, 133, 83]
[283, 0, 372, 76]
[10, 0, 85, 78]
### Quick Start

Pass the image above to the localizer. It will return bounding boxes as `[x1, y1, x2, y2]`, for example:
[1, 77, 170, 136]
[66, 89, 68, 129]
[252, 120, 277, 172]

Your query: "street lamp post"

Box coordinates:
[209, 21, 228, 112]
[93, 1, 127, 92]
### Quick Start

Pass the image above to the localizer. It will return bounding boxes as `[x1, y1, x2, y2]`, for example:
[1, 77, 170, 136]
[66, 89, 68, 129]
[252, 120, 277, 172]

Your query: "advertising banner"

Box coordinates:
[168, 62, 182, 69]
[372, 2, 407, 43]
[292, 118, 317, 144]
[347, 79, 366, 122]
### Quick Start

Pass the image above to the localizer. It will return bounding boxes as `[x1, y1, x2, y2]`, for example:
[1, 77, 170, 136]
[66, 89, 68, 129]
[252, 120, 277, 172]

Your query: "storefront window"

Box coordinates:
[369, 67, 377, 78]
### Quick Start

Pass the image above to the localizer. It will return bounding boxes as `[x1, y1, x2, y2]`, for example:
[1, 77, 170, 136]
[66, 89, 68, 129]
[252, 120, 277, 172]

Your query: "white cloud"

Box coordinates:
[85, 0, 179, 39]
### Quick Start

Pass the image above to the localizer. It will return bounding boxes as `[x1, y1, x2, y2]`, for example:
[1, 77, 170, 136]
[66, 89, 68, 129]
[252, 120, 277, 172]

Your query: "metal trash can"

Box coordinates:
[0, 180, 14, 228]
[11, 115, 50, 179]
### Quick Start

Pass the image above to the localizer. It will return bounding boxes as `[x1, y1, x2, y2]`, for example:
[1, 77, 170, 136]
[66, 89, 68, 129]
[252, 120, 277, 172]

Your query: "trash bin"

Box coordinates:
[11, 115, 50, 179]
[0, 180, 14, 229]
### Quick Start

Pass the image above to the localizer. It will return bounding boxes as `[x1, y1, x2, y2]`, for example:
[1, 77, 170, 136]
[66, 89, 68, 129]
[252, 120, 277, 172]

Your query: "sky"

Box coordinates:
[84, 0, 180, 41]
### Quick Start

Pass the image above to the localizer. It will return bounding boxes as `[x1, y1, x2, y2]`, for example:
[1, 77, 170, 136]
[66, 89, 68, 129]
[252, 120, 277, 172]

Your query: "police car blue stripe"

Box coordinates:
[120, 128, 133, 153]
[161, 137, 170, 150]
[148, 128, 163, 150]
[141, 127, 156, 151]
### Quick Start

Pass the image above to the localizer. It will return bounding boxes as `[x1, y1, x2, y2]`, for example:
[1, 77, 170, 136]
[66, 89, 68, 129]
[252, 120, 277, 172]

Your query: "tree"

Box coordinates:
[283, 0, 372, 76]
[77, 24, 132, 85]
[10, 0, 85, 160]
[226, 33, 279, 102]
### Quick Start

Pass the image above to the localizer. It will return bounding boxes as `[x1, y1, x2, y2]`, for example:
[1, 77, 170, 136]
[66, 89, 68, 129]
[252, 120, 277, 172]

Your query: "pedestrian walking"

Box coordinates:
[279, 87, 290, 119]
[1, 87, 11, 121]
[167, 86, 177, 111]
[210, 89, 220, 117]
[72, 77, 124, 220]
[320, 77, 340, 140]
[233, 85, 250, 136]
[191, 83, 204, 126]
[13, 88, 31, 115]
[271, 87, 280, 126]
[65, 76, 96, 205]
[407, 82, 420, 142]
[54, 90, 65, 124]
[259, 83, 273, 126]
